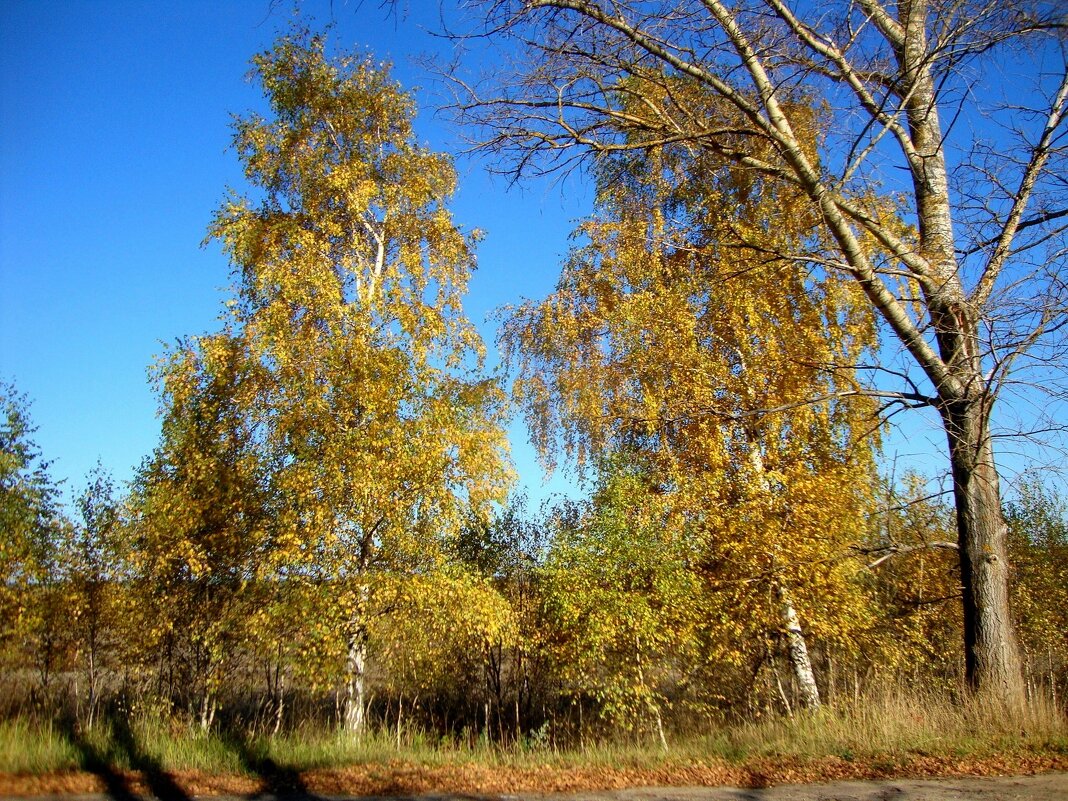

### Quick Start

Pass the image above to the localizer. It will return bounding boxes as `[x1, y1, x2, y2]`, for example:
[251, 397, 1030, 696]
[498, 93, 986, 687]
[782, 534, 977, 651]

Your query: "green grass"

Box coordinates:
[0, 719, 82, 775]
[1, 690, 1064, 777]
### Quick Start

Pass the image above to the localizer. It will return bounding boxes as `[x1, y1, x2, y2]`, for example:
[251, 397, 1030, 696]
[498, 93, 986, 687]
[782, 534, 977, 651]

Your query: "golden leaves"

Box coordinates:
[125, 29, 515, 703]
[204, 29, 512, 566]
[502, 84, 886, 693]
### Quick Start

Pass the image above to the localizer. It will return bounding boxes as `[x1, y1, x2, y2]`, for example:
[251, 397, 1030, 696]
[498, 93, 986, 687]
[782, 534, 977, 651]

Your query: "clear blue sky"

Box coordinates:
[0, 0, 591, 508]
[2, 1, 1056, 514]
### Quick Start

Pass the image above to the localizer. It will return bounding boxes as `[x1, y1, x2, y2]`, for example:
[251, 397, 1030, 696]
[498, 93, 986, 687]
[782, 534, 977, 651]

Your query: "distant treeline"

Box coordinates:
[2, 378, 1066, 742]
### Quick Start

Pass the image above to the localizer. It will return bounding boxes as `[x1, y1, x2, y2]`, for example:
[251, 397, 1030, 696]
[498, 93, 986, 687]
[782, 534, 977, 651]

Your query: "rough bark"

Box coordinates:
[943, 397, 1026, 703]
[872, 0, 1025, 702]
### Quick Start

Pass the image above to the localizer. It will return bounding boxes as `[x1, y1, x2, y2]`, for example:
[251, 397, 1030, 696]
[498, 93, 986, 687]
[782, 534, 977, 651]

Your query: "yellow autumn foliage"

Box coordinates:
[503, 80, 886, 707]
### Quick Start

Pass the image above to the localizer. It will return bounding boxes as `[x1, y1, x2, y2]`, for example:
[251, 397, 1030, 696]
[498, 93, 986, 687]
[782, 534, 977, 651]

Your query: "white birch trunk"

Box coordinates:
[633, 634, 668, 751]
[343, 626, 367, 734]
[776, 580, 821, 710]
[748, 438, 822, 710]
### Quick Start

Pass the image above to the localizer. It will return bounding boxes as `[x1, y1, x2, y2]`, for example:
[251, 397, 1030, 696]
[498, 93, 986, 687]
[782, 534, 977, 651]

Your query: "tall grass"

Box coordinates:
[710, 687, 1067, 761]
[0, 719, 82, 775]
[1, 688, 1063, 777]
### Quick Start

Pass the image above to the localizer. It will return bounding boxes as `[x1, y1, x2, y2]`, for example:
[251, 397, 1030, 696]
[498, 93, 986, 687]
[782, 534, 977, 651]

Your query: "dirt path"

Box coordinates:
[558, 773, 1068, 800]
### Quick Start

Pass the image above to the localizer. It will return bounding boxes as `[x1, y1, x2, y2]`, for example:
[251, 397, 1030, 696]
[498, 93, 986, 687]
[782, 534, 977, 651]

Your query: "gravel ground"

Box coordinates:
[552, 773, 1068, 800]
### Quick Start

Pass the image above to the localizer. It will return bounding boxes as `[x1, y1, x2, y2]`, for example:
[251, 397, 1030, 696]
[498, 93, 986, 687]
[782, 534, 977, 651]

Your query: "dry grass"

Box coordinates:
[0, 689, 1064, 796]
[703, 687, 1066, 762]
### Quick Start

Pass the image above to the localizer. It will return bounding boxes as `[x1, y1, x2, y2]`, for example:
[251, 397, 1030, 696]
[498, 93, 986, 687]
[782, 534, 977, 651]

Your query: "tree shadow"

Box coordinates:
[54, 712, 191, 801]
[218, 727, 321, 800]
[54, 715, 141, 801]
[108, 711, 192, 801]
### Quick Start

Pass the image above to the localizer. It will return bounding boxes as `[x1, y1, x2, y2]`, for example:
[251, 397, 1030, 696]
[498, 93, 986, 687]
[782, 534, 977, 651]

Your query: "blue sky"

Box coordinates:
[0, 0, 592, 507]
[2, 1, 1057, 515]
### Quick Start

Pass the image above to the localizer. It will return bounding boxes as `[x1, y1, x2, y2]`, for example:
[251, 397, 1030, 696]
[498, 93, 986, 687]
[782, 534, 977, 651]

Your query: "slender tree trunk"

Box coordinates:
[776, 581, 821, 710]
[199, 689, 216, 731]
[634, 634, 668, 751]
[343, 624, 367, 734]
[747, 438, 821, 710]
[273, 687, 285, 736]
[943, 398, 1026, 703]
[773, 664, 793, 717]
[86, 635, 98, 729]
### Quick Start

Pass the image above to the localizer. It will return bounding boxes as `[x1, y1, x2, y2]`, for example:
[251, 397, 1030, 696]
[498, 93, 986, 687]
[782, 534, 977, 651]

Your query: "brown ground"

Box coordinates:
[0, 753, 1066, 798]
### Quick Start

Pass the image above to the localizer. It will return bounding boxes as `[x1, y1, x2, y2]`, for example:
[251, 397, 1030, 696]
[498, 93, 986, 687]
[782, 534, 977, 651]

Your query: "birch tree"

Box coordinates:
[463, 0, 1068, 703]
[539, 460, 701, 742]
[209, 30, 513, 733]
[1006, 479, 1068, 696]
[70, 465, 122, 728]
[500, 103, 880, 710]
[131, 332, 271, 728]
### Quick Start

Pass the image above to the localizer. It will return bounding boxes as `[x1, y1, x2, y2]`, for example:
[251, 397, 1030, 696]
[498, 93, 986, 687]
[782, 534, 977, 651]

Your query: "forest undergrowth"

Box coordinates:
[1, 687, 1065, 797]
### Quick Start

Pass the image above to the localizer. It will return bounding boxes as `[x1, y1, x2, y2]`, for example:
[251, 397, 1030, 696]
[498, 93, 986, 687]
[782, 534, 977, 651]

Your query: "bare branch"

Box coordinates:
[974, 64, 1068, 308]
[856, 539, 959, 570]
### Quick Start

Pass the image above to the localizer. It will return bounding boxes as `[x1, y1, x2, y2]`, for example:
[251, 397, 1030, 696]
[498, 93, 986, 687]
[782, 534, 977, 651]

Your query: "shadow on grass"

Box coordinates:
[218, 728, 322, 800]
[109, 712, 192, 801]
[54, 715, 139, 801]
[55, 711, 192, 801]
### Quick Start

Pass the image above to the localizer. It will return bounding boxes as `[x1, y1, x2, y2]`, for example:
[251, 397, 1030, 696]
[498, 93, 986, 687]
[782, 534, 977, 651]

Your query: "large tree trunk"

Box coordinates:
[943, 397, 1025, 703]
[892, 0, 1026, 705]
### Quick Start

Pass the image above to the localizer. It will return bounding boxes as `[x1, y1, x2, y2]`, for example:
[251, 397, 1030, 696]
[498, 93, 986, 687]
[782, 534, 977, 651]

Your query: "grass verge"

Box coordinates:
[1, 690, 1064, 796]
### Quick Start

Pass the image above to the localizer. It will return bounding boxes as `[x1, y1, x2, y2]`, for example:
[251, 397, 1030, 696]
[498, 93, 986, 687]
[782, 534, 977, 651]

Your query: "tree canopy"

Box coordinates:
[465, 0, 1068, 703]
